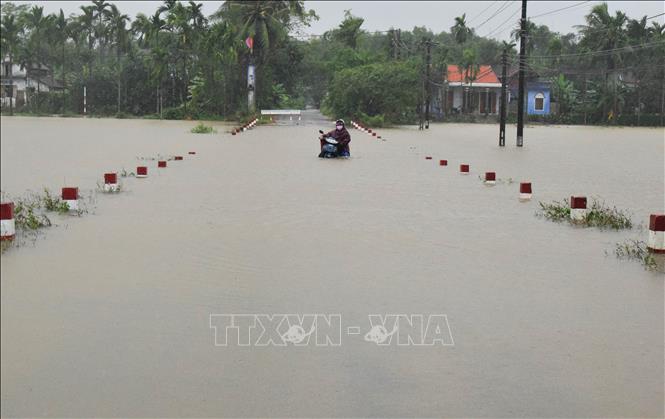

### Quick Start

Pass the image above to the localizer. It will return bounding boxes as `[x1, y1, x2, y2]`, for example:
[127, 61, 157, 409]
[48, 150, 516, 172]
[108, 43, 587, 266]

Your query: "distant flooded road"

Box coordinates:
[1, 116, 663, 417]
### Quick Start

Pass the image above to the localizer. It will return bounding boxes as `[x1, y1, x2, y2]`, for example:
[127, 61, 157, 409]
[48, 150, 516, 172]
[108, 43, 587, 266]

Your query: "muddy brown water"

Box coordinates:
[1, 116, 663, 417]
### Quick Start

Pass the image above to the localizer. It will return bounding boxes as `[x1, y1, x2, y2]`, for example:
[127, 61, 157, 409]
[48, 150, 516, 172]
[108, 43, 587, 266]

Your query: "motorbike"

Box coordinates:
[318, 129, 340, 158]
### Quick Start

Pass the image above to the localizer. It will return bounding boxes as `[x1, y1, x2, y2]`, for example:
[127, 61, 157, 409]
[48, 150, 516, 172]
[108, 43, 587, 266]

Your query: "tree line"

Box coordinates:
[0, 1, 663, 126]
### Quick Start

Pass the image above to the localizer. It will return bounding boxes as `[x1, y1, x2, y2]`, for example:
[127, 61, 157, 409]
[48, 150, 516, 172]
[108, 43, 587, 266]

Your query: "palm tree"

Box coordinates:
[21, 6, 51, 112]
[451, 14, 472, 45]
[457, 47, 479, 113]
[92, 0, 110, 62]
[107, 4, 129, 113]
[52, 9, 69, 113]
[578, 2, 627, 117]
[213, 1, 292, 58]
[1, 13, 21, 115]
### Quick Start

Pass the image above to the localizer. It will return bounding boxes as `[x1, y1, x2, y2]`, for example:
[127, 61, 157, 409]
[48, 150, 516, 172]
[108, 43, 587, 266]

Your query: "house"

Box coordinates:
[1, 56, 63, 108]
[507, 66, 551, 116]
[445, 64, 502, 115]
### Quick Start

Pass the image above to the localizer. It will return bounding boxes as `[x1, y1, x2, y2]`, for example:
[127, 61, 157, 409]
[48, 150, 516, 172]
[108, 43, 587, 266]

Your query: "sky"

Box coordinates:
[3, 1, 664, 42]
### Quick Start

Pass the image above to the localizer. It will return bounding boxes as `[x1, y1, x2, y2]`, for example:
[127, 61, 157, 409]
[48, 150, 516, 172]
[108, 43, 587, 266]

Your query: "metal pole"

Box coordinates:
[499, 49, 507, 146]
[516, 0, 527, 147]
[425, 39, 431, 129]
[83, 85, 87, 116]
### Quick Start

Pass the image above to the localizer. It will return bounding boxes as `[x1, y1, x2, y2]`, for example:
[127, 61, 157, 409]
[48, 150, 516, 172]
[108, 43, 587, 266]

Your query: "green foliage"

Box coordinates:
[356, 112, 387, 128]
[537, 197, 632, 229]
[41, 188, 70, 213]
[13, 198, 52, 230]
[611, 239, 662, 272]
[324, 61, 419, 124]
[537, 200, 571, 222]
[0, 1, 663, 126]
[190, 122, 215, 133]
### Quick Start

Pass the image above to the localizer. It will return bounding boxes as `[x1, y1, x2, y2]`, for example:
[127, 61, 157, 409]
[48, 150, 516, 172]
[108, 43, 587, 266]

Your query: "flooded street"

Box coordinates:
[1, 116, 663, 417]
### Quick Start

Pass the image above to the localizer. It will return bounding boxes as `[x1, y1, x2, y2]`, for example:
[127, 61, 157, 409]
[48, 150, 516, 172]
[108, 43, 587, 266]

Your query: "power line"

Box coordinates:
[467, 0, 500, 24]
[474, 1, 514, 31]
[529, 1, 592, 20]
[484, 3, 522, 38]
[525, 40, 665, 59]
[647, 12, 665, 20]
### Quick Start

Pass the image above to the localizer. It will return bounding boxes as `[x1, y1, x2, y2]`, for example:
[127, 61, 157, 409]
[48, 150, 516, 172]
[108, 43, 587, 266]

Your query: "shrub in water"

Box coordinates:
[537, 197, 632, 230]
[611, 239, 662, 272]
[190, 123, 216, 134]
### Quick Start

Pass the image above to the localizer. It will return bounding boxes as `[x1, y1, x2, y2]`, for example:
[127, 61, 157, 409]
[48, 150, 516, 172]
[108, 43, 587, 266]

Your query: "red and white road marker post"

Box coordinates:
[0, 202, 15, 241]
[439, 160, 447, 166]
[570, 196, 587, 222]
[158, 161, 167, 168]
[62, 187, 79, 212]
[136, 166, 148, 178]
[484, 172, 496, 186]
[647, 214, 665, 254]
[460, 164, 470, 175]
[104, 173, 119, 192]
[519, 182, 532, 201]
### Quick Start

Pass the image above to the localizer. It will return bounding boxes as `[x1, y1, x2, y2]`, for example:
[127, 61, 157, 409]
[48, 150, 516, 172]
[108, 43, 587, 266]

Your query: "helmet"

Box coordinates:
[335, 119, 345, 126]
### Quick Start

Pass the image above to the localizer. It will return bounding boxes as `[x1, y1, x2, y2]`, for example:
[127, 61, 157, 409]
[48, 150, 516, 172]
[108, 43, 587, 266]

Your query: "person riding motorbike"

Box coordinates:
[319, 119, 351, 158]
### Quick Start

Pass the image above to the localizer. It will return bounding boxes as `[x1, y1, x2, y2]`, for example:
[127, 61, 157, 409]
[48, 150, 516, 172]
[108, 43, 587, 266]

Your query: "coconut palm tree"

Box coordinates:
[107, 4, 129, 113]
[92, 0, 110, 62]
[20, 6, 51, 112]
[451, 14, 472, 45]
[51, 9, 69, 113]
[1, 13, 21, 114]
[578, 2, 627, 117]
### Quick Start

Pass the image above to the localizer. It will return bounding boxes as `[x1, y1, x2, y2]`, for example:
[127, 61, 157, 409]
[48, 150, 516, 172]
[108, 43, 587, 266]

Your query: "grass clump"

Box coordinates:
[13, 198, 52, 230]
[586, 199, 632, 229]
[611, 239, 662, 272]
[537, 199, 570, 222]
[1, 188, 93, 254]
[190, 123, 216, 134]
[41, 188, 70, 213]
[537, 197, 632, 230]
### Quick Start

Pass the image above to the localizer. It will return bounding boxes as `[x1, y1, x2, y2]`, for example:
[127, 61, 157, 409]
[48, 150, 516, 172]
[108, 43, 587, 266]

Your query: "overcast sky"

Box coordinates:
[3, 1, 664, 41]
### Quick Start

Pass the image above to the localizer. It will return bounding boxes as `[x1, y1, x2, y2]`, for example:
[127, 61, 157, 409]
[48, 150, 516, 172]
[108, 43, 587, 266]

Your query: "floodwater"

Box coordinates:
[1, 115, 663, 417]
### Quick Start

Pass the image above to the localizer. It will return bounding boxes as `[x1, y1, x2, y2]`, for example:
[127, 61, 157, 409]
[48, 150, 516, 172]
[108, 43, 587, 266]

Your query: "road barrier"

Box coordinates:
[648, 214, 665, 253]
[104, 173, 119, 192]
[62, 187, 79, 211]
[519, 182, 532, 201]
[0, 202, 15, 241]
[570, 196, 587, 222]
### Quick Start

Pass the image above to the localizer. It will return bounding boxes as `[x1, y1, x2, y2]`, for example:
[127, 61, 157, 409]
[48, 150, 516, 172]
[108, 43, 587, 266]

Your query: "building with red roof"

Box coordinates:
[445, 64, 502, 115]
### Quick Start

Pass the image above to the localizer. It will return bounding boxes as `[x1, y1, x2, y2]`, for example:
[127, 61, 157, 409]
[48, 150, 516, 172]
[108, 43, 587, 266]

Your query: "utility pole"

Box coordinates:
[516, 0, 527, 147]
[247, 58, 256, 112]
[425, 38, 432, 129]
[499, 48, 507, 146]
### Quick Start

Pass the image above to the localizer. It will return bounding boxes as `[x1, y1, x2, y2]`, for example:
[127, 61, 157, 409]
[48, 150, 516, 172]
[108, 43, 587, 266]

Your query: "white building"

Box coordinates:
[1, 56, 63, 108]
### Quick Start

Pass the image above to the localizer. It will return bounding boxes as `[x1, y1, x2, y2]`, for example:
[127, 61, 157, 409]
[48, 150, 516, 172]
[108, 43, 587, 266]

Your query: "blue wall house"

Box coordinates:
[525, 82, 551, 115]
[506, 66, 552, 116]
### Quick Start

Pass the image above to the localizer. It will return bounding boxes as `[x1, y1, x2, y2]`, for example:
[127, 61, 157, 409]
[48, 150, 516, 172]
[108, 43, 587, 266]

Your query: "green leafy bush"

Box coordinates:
[190, 123, 216, 134]
[323, 61, 419, 125]
[537, 197, 632, 229]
